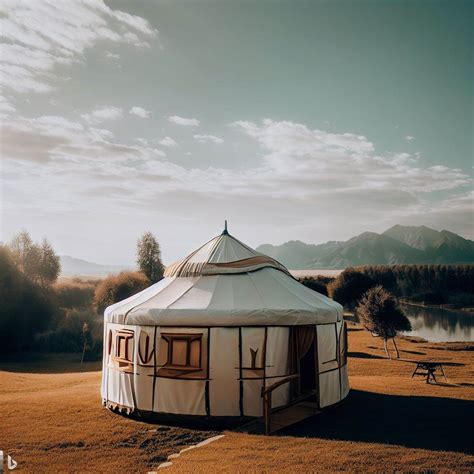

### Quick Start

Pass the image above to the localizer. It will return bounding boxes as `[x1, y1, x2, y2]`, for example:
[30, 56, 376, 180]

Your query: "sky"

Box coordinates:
[1, 0, 473, 265]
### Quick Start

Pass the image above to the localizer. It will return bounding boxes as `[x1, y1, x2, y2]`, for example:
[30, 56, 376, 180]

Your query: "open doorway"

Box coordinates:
[290, 326, 317, 399]
[300, 339, 316, 393]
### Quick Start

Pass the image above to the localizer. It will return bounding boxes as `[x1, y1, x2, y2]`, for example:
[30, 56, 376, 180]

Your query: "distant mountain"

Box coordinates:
[383, 225, 474, 264]
[256, 225, 474, 269]
[257, 240, 341, 269]
[383, 224, 443, 250]
[60, 255, 130, 277]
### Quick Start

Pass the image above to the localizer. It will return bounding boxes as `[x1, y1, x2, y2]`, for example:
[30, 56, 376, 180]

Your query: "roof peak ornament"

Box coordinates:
[222, 219, 229, 235]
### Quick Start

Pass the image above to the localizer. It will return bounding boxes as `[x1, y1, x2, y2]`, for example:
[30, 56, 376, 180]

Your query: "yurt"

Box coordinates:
[101, 226, 349, 422]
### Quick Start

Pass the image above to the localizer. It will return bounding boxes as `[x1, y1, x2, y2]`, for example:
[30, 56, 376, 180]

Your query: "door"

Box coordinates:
[290, 326, 317, 398]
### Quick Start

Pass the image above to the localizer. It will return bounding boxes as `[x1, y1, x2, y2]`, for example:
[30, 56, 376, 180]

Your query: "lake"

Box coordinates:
[400, 304, 473, 342]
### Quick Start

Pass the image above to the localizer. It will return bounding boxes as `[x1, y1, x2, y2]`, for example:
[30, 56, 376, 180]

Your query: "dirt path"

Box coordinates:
[0, 326, 472, 472]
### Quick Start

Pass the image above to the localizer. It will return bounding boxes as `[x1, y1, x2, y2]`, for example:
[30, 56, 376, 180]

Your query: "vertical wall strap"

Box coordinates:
[238, 327, 243, 417]
[205, 327, 211, 416]
[337, 322, 342, 400]
[313, 324, 320, 409]
[152, 326, 158, 412]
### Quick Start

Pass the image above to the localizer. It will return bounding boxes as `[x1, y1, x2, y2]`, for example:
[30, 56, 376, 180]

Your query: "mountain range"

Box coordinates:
[256, 225, 474, 269]
[60, 255, 130, 277]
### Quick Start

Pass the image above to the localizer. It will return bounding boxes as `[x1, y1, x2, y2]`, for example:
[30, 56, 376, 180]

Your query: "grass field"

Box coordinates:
[1, 324, 473, 472]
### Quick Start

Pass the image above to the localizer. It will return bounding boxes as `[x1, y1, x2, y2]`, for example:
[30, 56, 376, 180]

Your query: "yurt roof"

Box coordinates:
[164, 225, 289, 277]
[105, 227, 343, 326]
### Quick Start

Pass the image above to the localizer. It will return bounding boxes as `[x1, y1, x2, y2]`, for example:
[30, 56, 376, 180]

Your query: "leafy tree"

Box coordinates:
[8, 232, 60, 285]
[137, 231, 164, 283]
[328, 268, 376, 307]
[356, 285, 411, 358]
[0, 246, 57, 353]
[9, 230, 42, 281]
[93, 271, 149, 313]
[39, 239, 61, 286]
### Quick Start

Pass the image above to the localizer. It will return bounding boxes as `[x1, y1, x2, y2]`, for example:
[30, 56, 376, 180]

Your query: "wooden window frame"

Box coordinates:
[114, 329, 134, 363]
[161, 333, 202, 371]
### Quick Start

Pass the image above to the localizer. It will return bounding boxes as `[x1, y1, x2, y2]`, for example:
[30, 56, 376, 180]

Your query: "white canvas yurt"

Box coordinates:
[101, 226, 349, 422]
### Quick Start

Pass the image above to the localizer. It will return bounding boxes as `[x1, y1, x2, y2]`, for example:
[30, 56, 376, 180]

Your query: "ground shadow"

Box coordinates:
[281, 389, 474, 455]
[348, 351, 387, 360]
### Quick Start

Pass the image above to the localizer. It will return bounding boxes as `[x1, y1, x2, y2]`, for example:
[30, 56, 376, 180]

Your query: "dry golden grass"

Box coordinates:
[0, 324, 473, 473]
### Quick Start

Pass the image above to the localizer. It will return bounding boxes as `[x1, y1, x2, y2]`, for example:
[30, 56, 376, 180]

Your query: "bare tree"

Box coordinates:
[136, 231, 164, 283]
[356, 285, 411, 359]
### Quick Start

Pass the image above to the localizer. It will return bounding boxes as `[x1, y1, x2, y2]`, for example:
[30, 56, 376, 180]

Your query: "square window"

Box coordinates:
[161, 333, 203, 371]
[171, 339, 188, 366]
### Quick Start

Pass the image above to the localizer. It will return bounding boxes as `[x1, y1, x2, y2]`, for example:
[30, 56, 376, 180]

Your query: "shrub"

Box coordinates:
[93, 271, 150, 313]
[328, 268, 376, 307]
[54, 280, 98, 309]
[33, 309, 103, 359]
[299, 277, 329, 296]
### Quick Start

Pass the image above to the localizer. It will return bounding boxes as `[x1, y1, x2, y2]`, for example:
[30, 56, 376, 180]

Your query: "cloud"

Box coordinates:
[230, 119, 470, 194]
[159, 137, 178, 147]
[168, 115, 200, 127]
[129, 106, 151, 118]
[0, 0, 158, 95]
[405, 135, 415, 141]
[81, 106, 123, 125]
[194, 134, 224, 144]
[105, 51, 120, 60]
[2, 115, 472, 247]
[0, 95, 16, 115]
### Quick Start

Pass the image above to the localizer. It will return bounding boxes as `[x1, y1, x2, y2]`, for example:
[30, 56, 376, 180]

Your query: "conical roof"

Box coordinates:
[164, 230, 289, 277]
[105, 227, 343, 326]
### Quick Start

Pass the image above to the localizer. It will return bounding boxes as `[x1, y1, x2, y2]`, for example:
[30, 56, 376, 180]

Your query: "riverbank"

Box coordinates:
[400, 299, 474, 313]
[0, 323, 472, 472]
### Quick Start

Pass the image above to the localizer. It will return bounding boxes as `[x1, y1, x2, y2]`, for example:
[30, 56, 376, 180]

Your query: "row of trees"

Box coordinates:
[8, 231, 61, 286]
[1, 229, 165, 356]
[355, 264, 473, 297]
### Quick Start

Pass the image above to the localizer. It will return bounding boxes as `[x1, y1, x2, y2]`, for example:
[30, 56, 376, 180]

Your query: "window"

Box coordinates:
[115, 329, 134, 362]
[138, 330, 154, 365]
[161, 333, 202, 370]
[107, 329, 113, 356]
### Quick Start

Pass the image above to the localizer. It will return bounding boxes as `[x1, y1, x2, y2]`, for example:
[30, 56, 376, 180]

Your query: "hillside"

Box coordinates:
[60, 256, 130, 277]
[257, 225, 474, 269]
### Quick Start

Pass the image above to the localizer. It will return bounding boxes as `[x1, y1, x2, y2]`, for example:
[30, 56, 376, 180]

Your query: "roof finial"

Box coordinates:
[222, 219, 229, 235]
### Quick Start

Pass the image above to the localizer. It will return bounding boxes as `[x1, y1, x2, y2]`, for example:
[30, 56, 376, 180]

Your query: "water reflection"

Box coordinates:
[401, 304, 473, 342]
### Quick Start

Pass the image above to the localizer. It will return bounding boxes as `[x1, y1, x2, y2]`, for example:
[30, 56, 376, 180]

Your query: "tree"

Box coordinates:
[356, 285, 411, 358]
[38, 239, 61, 286]
[9, 230, 42, 281]
[93, 271, 149, 314]
[137, 231, 164, 283]
[0, 246, 57, 353]
[328, 268, 376, 308]
[8, 232, 60, 285]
